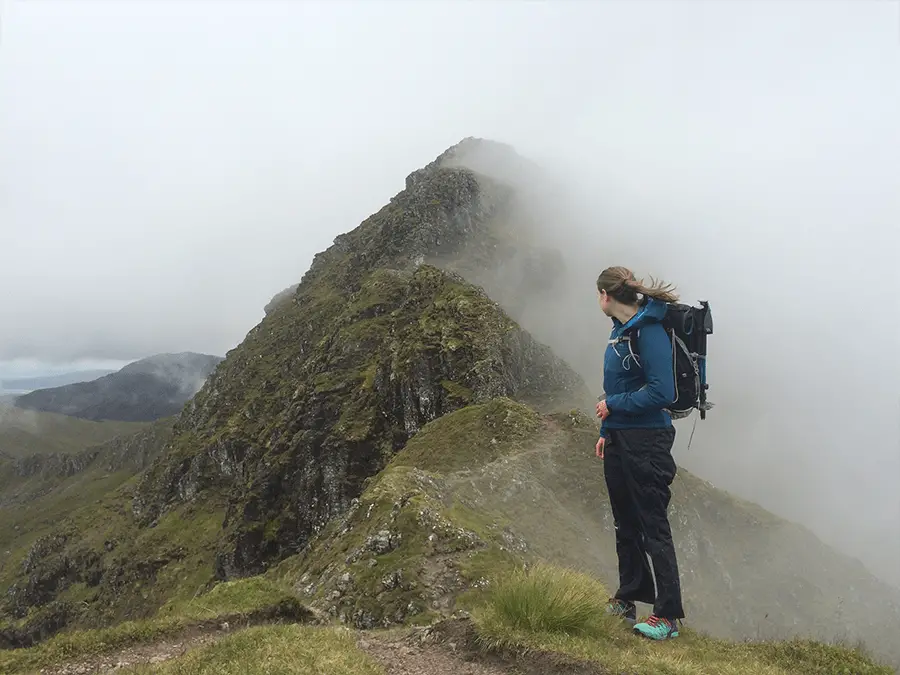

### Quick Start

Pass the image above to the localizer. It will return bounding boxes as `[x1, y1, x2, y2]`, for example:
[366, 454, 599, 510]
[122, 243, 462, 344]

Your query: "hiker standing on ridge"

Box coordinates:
[594, 265, 685, 641]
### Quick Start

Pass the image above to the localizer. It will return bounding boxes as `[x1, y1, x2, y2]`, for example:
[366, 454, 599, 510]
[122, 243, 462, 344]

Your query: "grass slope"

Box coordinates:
[0, 488, 226, 646]
[0, 419, 183, 645]
[0, 577, 312, 674]
[1, 399, 893, 674]
[475, 563, 891, 675]
[0, 404, 144, 458]
[118, 625, 383, 675]
[1, 563, 888, 675]
[269, 397, 900, 670]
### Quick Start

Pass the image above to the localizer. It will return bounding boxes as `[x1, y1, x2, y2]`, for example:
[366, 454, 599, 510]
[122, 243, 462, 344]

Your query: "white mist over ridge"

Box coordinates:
[454, 127, 900, 588]
[1, 0, 898, 587]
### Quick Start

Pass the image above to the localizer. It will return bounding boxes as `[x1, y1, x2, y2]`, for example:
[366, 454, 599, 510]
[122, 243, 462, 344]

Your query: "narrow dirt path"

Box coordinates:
[39, 625, 227, 674]
[36, 618, 595, 674]
[357, 633, 515, 675]
[38, 624, 517, 675]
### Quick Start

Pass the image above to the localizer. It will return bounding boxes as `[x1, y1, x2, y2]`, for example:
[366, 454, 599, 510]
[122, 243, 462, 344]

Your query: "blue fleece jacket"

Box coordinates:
[600, 296, 676, 439]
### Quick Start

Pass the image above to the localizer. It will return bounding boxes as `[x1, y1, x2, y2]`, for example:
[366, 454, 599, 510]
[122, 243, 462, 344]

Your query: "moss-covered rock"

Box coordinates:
[132, 263, 584, 581]
[390, 397, 545, 474]
[1, 139, 584, 643]
[267, 461, 523, 630]
[0, 490, 225, 644]
[6, 417, 174, 485]
[122, 140, 588, 583]
[0, 419, 180, 644]
[263, 397, 900, 669]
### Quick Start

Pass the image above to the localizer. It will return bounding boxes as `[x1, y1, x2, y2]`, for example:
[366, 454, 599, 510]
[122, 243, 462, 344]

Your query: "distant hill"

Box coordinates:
[1, 369, 115, 393]
[0, 403, 144, 459]
[13, 352, 223, 422]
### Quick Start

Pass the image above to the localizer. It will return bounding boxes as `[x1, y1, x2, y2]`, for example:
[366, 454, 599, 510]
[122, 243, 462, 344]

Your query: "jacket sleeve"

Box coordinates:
[604, 323, 676, 415]
[597, 393, 610, 439]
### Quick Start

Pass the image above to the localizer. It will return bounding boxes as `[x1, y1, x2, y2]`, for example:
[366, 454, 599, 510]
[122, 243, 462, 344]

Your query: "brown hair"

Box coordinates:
[596, 266, 680, 305]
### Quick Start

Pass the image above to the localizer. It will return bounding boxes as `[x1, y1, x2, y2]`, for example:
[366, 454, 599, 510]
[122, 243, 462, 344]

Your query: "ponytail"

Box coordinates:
[597, 266, 680, 304]
[625, 276, 680, 303]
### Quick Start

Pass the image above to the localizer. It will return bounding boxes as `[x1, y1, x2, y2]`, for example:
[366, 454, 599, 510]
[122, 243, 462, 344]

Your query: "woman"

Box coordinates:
[594, 265, 685, 641]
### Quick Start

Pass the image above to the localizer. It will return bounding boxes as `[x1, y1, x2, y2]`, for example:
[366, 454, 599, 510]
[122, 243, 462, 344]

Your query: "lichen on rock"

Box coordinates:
[133, 259, 585, 581]
[268, 461, 513, 630]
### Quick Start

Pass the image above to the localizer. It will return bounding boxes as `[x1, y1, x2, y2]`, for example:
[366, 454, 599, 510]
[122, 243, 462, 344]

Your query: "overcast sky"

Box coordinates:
[1, 0, 617, 371]
[2, 0, 897, 367]
[2, 1, 899, 583]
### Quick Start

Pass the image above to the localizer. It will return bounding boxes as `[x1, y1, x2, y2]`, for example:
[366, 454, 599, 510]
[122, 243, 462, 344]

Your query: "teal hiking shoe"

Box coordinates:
[606, 598, 636, 626]
[633, 615, 679, 640]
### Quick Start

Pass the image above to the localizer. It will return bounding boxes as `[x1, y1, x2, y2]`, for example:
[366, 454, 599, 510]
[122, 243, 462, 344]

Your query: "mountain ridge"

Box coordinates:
[1, 138, 897, 671]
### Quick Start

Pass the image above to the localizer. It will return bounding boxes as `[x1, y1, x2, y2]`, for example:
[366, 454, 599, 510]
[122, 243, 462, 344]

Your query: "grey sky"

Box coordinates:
[2, 1, 900, 585]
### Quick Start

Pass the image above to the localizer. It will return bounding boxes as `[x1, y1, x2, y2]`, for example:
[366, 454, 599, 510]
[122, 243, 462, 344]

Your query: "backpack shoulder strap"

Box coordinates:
[625, 326, 641, 353]
[621, 326, 642, 370]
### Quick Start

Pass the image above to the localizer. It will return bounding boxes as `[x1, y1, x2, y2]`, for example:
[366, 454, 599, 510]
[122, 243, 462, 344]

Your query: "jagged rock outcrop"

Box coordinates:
[269, 399, 900, 670]
[12, 453, 97, 480]
[133, 264, 585, 580]
[89, 417, 176, 472]
[126, 138, 584, 581]
[0, 418, 176, 642]
[1, 138, 580, 644]
[3, 418, 173, 485]
[14, 353, 223, 423]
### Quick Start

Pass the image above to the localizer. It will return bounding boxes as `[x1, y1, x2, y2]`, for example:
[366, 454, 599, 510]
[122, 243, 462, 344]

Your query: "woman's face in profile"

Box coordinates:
[597, 288, 612, 317]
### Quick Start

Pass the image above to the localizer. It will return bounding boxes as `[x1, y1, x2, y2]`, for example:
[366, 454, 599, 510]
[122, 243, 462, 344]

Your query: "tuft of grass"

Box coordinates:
[118, 625, 384, 675]
[478, 562, 613, 637]
[473, 562, 894, 675]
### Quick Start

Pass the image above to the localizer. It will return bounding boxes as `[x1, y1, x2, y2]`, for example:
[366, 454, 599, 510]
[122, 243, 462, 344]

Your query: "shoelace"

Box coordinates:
[646, 615, 671, 628]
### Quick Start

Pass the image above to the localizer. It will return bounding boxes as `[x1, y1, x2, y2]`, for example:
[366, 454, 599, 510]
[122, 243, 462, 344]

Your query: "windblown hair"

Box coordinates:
[596, 266, 680, 305]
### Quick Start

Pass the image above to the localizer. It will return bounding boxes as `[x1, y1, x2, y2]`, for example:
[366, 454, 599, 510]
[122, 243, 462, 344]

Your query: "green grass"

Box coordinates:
[0, 576, 308, 674]
[480, 562, 615, 636]
[119, 625, 384, 675]
[390, 397, 544, 473]
[0, 404, 145, 458]
[473, 563, 893, 675]
[157, 577, 304, 621]
[0, 466, 133, 551]
[0, 616, 186, 674]
[0, 492, 227, 639]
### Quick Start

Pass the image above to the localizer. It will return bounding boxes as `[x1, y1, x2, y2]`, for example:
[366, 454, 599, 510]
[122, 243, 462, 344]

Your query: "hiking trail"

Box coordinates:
[34, 620, 553, 675]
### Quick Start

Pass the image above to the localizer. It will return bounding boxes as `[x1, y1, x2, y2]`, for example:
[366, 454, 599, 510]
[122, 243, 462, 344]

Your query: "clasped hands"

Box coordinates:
[594, 399, 609, 459]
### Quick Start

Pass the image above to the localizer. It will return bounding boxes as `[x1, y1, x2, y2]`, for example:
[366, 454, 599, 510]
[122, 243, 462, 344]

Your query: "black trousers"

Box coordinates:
[604, 426, 685, 620]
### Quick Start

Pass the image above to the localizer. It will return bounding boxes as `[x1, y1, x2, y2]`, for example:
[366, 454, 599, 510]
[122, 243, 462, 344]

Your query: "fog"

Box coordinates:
[2, 1, 899, 586]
